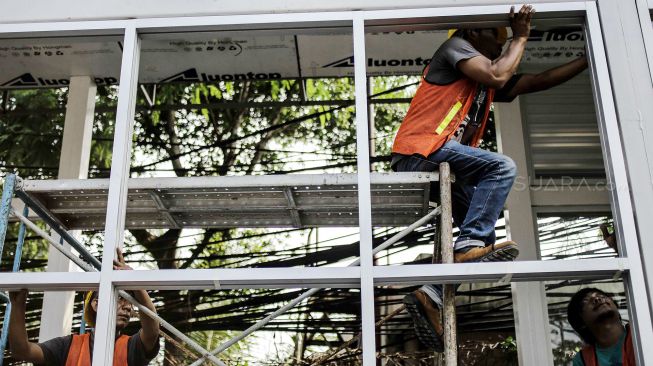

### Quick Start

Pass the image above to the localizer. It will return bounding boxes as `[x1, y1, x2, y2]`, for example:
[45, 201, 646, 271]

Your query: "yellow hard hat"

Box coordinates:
[84, 291, 97, 327]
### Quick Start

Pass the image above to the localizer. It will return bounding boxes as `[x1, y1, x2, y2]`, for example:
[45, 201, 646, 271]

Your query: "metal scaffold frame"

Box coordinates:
[0, 171, 448, 366]
[1, 1, 652, 365]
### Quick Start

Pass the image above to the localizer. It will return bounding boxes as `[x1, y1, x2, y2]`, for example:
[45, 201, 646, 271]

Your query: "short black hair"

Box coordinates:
[567, 287, 611, 345]
[455, 28, 500, 40]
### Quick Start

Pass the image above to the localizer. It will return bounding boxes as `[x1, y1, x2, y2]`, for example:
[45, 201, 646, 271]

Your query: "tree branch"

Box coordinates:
[133, 106, 342, 171]
[162, 109, 187, 177]
[179, 228, 221, 269]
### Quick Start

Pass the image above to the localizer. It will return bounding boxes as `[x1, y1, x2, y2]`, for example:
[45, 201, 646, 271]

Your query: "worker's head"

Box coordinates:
[84, 291, 134, 331]
[451, 27, 509, 60]
[567, 288, 621, 345]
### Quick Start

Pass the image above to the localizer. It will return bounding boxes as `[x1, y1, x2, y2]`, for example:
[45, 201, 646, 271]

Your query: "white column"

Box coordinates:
[587, 3, 653, 363]
[353, 15, 377, 366]
[496, 100, 554, 366]
[92, 27, 140, 365]
[596, 0, 653, 331]
[39, 76, 96, 342]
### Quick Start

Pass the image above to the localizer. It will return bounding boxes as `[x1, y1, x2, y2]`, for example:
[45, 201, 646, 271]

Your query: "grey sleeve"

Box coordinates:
[127, 331, 160, 366]
[425, 37, 482, 85]
[37, 335, 73, 366]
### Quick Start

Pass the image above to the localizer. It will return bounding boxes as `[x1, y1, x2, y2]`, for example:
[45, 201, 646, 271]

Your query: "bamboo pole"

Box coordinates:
[439, 163, 457, 365]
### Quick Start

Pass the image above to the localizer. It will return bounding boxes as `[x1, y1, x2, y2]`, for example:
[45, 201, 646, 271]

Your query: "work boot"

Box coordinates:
[453, 240, 519, 263]
[403, 289, 444, 352]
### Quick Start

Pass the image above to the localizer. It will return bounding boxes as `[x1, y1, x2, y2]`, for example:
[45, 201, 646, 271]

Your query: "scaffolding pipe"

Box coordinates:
[311, 304, 407, 366]
[0, 205, 28, 366]
[439, 163, 457, 365]
[190, 206, 442, 366]
[79, 300, 87, 334]
[10, 209, 227, 366]
[14, 190, 102, 269]
[0, 174, 17, 260]
[118, 290, 227, 366]
[350, 206, 441, 267]
[189, 288, 320, 366]
[10, 208, 95, 273]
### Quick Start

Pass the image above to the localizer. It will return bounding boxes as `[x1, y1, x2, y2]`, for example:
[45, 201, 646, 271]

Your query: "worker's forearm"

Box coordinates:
[536, 56, 588, 90]
[133, 290, 160, 353]
[8, 302, 31, 356]
[134, 290, 159, 330]
[491, 37, 528, 82]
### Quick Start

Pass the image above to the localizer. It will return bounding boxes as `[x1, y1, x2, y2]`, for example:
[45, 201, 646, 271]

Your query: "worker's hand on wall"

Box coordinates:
[510, 4, 535, 39]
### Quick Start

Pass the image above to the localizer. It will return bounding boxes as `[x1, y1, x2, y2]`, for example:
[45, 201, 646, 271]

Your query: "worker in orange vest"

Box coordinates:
[8, 248, 160, 365]
[394, 4, 588, 350]
[567, 288, 635, 366]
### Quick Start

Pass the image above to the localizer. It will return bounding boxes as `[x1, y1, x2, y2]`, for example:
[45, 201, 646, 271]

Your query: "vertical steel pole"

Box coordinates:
[0, 174, 16, 364]
[10, 206, 27, 273]
[0, 205, 27, 365]
[0, 174, 17, 258]
[439, 163, 456, 365]
[587, 3, 653, 364]
[79, 306, 86, 334]
[92, 26, 141, 366]
[353, 14, 377, 366]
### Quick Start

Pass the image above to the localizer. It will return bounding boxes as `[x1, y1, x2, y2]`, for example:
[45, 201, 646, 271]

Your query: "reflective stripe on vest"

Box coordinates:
[392, 70, 495, 157]
[65, 333, 130, 366]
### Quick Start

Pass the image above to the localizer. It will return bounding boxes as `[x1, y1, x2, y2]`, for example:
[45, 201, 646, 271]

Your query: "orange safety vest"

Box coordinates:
[392, 68, 495, 157]
[64, 333, 130, 366]
[580, 326, 635, 366]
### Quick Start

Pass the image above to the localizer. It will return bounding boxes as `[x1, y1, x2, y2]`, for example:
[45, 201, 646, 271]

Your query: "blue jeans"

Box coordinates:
[394, 140, 517, 306]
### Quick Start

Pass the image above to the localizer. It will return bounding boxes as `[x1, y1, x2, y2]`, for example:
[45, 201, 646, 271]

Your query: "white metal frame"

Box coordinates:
[39, 74, 97, 342]
[1, 1, 652, 364]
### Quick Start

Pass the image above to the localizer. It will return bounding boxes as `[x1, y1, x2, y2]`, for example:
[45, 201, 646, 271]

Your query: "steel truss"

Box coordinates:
[0, 1, 652, 365]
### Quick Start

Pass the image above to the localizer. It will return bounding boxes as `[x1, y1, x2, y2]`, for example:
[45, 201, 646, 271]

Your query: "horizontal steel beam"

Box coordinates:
[0, 0, 589, 25]
[373, 258, 628, 285]
[0, 258, 628, 291]
[110, 267, 362, 289]
[0, 2, 586, 37]
[20, 172, 439, 192]
[0, 258, 627, 291]
[0, 272, 100, 291]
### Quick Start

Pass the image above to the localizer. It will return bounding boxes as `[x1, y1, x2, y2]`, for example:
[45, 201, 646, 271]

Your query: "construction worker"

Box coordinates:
[8, 248, 160, 365]
[393, 4, 589, 350]
[567, 288, 634, 365]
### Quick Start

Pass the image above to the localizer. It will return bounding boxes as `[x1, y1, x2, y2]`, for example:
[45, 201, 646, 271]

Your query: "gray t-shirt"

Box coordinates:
[424, 35, 521, 100]
[37, 330, 159, 366]
[425, 36, 482, 85]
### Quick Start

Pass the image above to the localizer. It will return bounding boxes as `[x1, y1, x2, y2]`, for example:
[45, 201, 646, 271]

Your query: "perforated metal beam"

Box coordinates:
[18, 173, 437, 229]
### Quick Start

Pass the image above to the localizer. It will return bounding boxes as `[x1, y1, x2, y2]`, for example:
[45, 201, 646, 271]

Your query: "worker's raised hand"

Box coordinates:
[113, 247, 133, 271]
[509, 4, 535, 39]
[8, 289, 28, 306]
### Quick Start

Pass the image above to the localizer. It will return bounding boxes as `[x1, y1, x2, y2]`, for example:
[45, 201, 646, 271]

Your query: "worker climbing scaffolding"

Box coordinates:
[1, 1, 652, 364]
[390, 4, 589, 351]
[7, 248, 160, 366]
